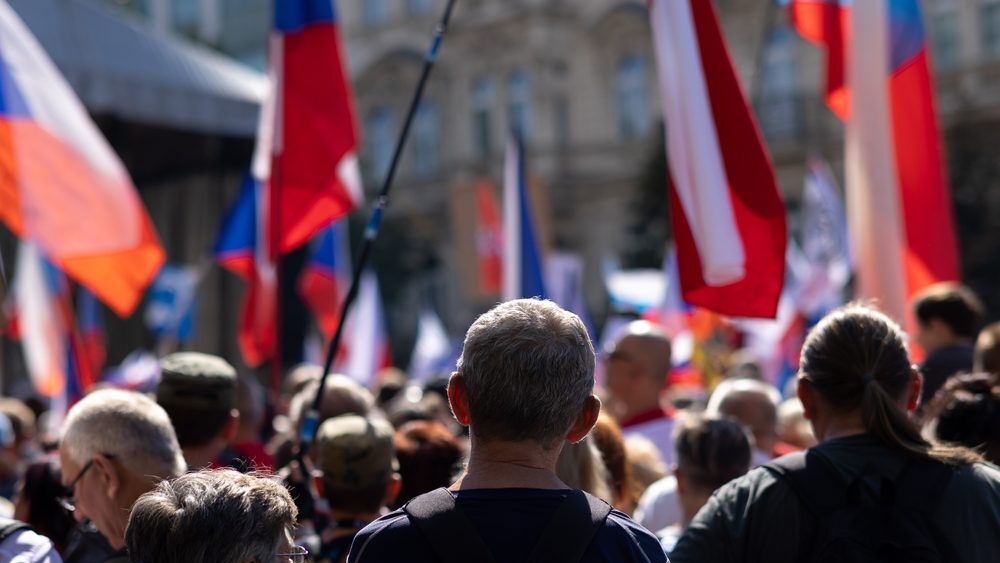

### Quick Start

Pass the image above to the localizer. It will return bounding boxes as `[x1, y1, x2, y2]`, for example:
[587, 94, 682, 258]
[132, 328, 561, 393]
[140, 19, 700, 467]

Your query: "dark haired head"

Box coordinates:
[800, 304, 979, 465]
[975, 322, 1000, 376]
[927, 372, 1000, 464]
[674, 415, 751, 492]
[14, 458, 75, 551]
[913, 283, 985, 340]
[391, 420, 464, 509]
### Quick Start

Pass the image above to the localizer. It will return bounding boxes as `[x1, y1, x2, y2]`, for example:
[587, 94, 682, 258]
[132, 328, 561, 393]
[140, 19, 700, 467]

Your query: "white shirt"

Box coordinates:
[0, 528, 63, 563]
[635, 474, 683, 533]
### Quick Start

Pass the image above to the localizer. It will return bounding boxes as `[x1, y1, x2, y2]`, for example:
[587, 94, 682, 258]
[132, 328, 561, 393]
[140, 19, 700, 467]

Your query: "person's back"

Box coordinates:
[348, 300, 666, 563]
[670, 434, 1000, 563]
[670, 305, 1000, 563]
[350, 488, 665, 562]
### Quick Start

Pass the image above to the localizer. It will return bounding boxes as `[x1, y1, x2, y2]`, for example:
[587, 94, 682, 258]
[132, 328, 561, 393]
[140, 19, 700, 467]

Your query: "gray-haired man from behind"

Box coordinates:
[58, 389, 186, 563]
[349, 299, 667, 563]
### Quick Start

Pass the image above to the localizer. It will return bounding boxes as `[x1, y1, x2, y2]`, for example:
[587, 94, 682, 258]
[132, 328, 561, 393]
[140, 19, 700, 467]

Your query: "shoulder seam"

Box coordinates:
[351, 513, 410, 562]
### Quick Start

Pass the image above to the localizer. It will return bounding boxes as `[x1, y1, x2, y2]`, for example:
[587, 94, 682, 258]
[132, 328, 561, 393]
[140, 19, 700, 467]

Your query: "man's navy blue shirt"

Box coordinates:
[347, 488, 668, 562]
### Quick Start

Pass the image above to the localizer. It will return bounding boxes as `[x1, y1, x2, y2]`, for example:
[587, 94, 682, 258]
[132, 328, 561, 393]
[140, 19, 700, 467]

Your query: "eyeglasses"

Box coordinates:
[276, 546, 308, 563]
[58, 454, 114, 513]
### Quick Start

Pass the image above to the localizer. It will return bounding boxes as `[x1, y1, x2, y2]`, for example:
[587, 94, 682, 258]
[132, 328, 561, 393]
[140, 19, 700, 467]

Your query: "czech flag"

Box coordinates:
[335, 270, 391, 387]
[791, 0, 959, 322]
[76, 288, 106, 379]
[297, 219, 351, 339]
[215, 176, 276, 368]
[501, 133, 547, 301]
[648, 0, 787, 319]
[13, 242, 95, 401]
[0, 2, 164, 317]
[259, 0, 364, 254]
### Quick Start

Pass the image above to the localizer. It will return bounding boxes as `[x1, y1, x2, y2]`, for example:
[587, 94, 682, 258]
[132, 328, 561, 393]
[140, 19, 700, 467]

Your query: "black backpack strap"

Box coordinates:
[0, 517, 32, 543]
[403, 488, 498, 563]
[525, 490, 612, 563]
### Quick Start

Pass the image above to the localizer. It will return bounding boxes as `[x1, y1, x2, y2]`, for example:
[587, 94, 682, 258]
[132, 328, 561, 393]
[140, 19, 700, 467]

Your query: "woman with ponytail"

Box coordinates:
[670, 304, 1000, 563]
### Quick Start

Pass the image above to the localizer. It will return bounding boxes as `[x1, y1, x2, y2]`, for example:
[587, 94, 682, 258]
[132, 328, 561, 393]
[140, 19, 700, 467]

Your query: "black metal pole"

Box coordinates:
[299, 0, 459, 449]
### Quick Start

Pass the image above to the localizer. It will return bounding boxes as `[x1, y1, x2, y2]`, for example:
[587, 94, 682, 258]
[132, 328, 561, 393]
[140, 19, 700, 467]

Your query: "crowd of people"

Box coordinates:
[0, 282, 998, 562]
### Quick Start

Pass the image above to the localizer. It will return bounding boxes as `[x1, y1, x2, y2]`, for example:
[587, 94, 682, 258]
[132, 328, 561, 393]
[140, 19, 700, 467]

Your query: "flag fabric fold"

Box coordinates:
[475, 180, 503, 296]
[791, 0, 959, 323]
[263, 0, 364, 254]
[215, 176, 276, 367]
[0, 2, 164, 316]
[649, 0, 787, 318]
[502, 134, 547, 301]
[335, 271, 391, 386]
[298, 220, 351, 339]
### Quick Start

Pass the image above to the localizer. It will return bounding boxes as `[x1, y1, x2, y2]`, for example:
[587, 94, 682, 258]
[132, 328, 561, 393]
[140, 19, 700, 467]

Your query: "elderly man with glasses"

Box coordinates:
[58, 389, 186, 563]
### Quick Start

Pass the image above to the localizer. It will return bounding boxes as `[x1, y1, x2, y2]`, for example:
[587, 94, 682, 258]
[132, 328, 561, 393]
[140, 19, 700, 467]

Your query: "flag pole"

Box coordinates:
[299, 0, 458, 450]
[270, 150, 284, 399]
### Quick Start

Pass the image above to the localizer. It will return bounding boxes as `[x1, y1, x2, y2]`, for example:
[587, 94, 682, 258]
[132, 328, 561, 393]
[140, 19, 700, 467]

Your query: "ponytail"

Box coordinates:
[861, 379, 980, 466]
[802, 304, 982, 467]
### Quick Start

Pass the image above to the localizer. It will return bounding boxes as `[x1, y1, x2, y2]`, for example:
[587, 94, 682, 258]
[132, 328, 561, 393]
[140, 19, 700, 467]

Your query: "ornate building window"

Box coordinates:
[412, 101, 440, 177]
[616, 55, 650, 140]
[981, 1, 1000, 59]
[363, 0, 389, 27]
[507, 70, 532, 139]
[472, 76, 495, 160]
[930, 6, 961, 69]
[365, 107, 395, 181]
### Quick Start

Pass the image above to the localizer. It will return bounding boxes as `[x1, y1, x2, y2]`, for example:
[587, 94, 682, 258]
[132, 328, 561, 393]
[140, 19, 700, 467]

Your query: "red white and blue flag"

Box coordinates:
[260, 0, 363, 254]
[76, 288, 105, 380]
[502, 133, 548, 301]
[791, 0, 959, 323]
[12, 242, 95, 405]
[335, 271, 392, 386]
[475, 180, 503, 296]
[215, 176, 276, 367]
[0, 2, 164, 316]
[648, 0, 787, 319]
[298, 220, 351, 339]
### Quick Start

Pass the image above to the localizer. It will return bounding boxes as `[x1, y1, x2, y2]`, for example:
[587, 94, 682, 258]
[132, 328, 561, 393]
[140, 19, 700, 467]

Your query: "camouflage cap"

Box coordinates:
[156, 352, 237, 413]
[316, 415, 398, 490]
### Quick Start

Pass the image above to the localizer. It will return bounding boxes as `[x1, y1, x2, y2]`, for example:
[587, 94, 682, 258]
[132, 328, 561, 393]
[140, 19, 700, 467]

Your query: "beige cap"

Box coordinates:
[157, 352, 237, 412]
[316, 415, 397, 490]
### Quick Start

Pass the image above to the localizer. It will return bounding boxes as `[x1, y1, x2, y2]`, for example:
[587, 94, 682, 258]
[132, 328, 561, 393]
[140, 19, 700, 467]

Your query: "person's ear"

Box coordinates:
[384, 473, 402, 508]
[92, 454, 120, 500]
[566, 395, 601, 444]
[674, 466, 687, 495]
[447, 372, 471, 427]
[906, 367, 922, 412]
[223, 410, 239, 442]
[796, 377, 816, 420]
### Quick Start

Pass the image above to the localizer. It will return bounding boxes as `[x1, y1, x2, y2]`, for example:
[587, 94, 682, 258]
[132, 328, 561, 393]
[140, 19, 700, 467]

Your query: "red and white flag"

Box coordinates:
[648, 0, 787, 319]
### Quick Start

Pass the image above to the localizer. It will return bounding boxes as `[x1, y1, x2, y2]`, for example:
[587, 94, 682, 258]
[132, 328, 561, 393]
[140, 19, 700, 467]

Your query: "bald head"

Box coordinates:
[605, 321, 672, 421]
[706, 379, 781, 454]
[613, 321, 672, 384]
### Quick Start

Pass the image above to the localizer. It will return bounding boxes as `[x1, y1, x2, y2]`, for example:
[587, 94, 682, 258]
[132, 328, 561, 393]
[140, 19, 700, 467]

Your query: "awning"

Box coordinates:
[9, 0, 267, 137]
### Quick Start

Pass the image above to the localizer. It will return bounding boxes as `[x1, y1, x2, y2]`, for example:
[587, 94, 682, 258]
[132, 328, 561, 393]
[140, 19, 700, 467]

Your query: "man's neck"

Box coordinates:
[183, 442, 225, 470]
[452, 436, 568, 491]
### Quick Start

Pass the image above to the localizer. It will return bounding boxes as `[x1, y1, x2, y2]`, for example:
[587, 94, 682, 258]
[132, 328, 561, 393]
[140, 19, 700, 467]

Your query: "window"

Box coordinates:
[172, 0, 199, 37]
[407, 0, 432, 16]
[365, 107, 395, 181]
[553, 95, 570, 149]
[981, 3, 1000, 59]
[930, 11, 960, 69]
[758, 27, 801, 141]
[616, 56, 650, 140]
[472, 77, 495, 160]
[507, 70, 532, 139]
[412, 102, 440, 177]
[363, 0, 389, 27]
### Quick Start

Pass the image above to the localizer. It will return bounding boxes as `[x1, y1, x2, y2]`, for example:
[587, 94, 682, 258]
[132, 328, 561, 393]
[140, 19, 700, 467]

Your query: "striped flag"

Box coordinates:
[791, 0, 959, 322]
[13, 242, 95, 402]
[298, 219, 351, 338]
[0, 2, 164, 316]
[260, 0, 364, 254]
[215, 176, 276, 368]
[502, 133, 547, 301]
[475, 180, 503, 295]
[648, 0, 787, 318]
[335, 271, 391, 386]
